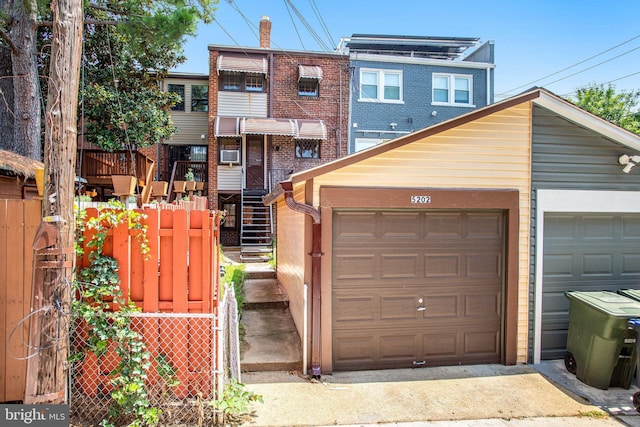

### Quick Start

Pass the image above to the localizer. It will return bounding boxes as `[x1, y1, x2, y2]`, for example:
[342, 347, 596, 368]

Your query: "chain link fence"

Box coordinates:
[69, 310, 226, 426]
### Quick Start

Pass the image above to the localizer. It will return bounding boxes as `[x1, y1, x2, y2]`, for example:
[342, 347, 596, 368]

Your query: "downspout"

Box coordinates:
[279, 181, 322, 377]
[269, 52, 273, 118]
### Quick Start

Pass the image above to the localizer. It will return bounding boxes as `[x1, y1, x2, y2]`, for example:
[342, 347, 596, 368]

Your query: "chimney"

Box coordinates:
[259, 16, 271, 48]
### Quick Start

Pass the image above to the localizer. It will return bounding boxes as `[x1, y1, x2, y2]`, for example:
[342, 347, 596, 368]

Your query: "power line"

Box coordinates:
[284, 0, 331, 52]
[561, 70, 640, 98]
[497, 34, 640, 96]
[284, 0, 306, 50]
[542, 45, 640, 87]
[309, 0, 335, 50]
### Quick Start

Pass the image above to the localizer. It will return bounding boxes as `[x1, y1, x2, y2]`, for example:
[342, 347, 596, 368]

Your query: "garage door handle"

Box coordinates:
[413, 361, 426, 366]
[417, 306, 426, 311]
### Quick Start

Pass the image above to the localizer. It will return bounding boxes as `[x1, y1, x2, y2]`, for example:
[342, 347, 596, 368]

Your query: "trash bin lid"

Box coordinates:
[620, 289, 640, 302]
[565, 291, 640, 317]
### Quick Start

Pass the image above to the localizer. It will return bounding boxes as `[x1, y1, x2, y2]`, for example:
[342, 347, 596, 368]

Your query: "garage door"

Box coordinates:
[332, 210, 504, 371]
[541, 213, 640, 360]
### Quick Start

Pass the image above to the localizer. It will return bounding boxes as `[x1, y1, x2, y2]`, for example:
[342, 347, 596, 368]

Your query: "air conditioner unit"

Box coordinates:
[220, 150, 240, 164]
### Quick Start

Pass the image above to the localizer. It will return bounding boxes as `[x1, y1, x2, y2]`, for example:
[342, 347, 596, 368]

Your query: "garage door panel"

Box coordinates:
[541, 213, 640, 360]
[334, 212, 377, 240]
[466, 213, 504, 238]
[334, 254, 376, 280]
[622, 254, 640, 273]
[333, 295, 377, 324]
[467, 252, 502, 277]
[333, 209, 504, 369]
[582, 254, 613, 275]
[381, 253, 419, 279]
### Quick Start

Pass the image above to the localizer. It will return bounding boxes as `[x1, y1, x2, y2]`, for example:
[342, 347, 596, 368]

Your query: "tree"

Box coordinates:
[571, 84, 640, 135]
[0, 0, 217, 158]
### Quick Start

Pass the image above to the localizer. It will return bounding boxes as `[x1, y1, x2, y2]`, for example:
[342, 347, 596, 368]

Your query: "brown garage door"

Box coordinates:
[332, 209, 504, 371]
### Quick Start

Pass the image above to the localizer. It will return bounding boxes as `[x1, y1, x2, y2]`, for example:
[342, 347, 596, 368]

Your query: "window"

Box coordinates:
[354, 137, 388, 153]
[432, 74, 473, 106]
[191, 84, 208, 112]
[245, 74, 264, 92]
[221, 72, 264, 93]
[296, 140, 320, 158]
[359, 69, 402, 102]
[168, 84, 185, 111]
[222, 203, 237, 228]
[298, 79, 319, 97]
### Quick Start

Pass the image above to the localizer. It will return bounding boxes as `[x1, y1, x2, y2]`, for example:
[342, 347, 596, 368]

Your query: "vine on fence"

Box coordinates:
[72, 201, 158, 426]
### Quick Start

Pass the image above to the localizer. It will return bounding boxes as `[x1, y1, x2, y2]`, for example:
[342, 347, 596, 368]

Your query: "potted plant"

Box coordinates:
[150, 181, 168, 197]
[184, 168, 196, 192]
[111, 175, 136, 196]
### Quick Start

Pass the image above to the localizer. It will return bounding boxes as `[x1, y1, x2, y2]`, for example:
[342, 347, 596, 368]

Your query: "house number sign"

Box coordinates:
[411, 195, 431, 204]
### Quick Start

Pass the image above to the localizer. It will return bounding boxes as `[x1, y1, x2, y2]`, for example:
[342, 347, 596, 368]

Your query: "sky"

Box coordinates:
[172, 0, 640, 101]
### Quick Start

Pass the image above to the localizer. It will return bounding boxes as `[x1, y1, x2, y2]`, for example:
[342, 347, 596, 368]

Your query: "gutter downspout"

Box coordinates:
[279, 181, 322, 377]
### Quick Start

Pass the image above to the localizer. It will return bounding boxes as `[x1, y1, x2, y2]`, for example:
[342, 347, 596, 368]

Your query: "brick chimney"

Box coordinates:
[259, 16, 271, 48]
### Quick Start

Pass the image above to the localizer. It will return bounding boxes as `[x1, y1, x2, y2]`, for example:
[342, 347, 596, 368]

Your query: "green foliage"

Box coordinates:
[185, 167, 195, 181]
[571, 84, 640, 134]
[210, 379, 263, 423]
[73, 201, 157, 427]
[221, 263, 246, 315]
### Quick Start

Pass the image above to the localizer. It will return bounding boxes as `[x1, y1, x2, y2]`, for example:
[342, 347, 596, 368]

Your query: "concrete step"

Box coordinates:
[244, 278, 289, 310]
[240, 308, 302, 372]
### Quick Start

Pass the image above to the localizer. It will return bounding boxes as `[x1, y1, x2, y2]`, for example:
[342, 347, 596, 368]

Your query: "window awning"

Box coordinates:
[214, 117, 241, 137]
[241, 118, 297, 136]
[214, 117, 326, 139]
[298, 65, 323, 81]
[296, 119, 327, 140]
[217, 54, 268, 74]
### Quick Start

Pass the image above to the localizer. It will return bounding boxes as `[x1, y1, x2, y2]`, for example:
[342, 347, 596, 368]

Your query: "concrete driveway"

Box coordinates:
[240, 362, 637, 426]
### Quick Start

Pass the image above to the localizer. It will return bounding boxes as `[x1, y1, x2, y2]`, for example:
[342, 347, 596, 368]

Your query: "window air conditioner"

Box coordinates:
[220, 150, 240, 164]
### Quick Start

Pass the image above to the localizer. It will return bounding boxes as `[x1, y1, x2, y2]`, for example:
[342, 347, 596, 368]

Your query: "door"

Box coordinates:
[246, 136, 264, 189]
[332, 209, 504, 371]
[541, 213, 640, 360]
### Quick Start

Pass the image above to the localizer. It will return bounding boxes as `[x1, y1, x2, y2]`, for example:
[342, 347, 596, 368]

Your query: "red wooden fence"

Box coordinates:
[74, 205, 222, 400]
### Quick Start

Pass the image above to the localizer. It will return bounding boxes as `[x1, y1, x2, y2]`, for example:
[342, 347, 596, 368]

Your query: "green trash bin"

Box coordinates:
[564, 291, 640, 390]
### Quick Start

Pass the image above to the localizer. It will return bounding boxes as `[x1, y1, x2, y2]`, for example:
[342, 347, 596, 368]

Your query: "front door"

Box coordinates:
[246, 136, 264, 189]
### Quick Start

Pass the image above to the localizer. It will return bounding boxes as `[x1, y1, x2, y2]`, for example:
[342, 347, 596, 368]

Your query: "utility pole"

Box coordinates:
[24, 0, 83, 404]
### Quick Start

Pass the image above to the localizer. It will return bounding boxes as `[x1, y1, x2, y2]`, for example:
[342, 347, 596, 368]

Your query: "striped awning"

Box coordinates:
[298, 65, 323, 81]
[214, 117, 241, 137]
[217, 54, 268, 74]
[296, 119, 327, 140]
[215, 117, 326, 139]
[241, 118, 297, 136]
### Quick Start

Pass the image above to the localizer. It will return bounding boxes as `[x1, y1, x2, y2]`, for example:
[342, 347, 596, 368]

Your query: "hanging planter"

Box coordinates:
[111, 175, 136, 196]
[185, 181, 197, 191]
[195, 182, 205, 191]
[173, 181, 186, 193]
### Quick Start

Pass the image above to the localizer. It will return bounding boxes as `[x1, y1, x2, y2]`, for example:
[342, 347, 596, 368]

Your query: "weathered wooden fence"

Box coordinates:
[0, 199, 41, 402]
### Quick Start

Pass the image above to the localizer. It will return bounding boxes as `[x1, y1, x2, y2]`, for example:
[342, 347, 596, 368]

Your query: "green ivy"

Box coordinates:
[73, 201, 158, 427]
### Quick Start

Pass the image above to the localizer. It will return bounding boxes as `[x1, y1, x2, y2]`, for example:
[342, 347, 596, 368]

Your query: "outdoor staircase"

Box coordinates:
[235, 253, 302, 372]
[241, 189, 273, 262]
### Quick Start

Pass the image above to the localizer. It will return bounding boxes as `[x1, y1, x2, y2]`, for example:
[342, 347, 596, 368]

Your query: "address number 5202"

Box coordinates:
[411, 195, 431, 204]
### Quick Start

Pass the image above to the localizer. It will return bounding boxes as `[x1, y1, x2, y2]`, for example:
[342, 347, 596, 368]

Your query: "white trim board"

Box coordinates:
[533, 189, 640, 364]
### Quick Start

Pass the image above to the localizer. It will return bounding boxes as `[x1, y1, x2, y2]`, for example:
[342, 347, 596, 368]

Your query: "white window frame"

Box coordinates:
[354, 137, 389, 152]
[358, 68, 403, 103]
[432, 73, 474, 107]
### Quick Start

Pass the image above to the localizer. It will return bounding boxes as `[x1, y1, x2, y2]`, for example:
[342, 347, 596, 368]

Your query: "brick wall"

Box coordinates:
[270, 53, 349, 174]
